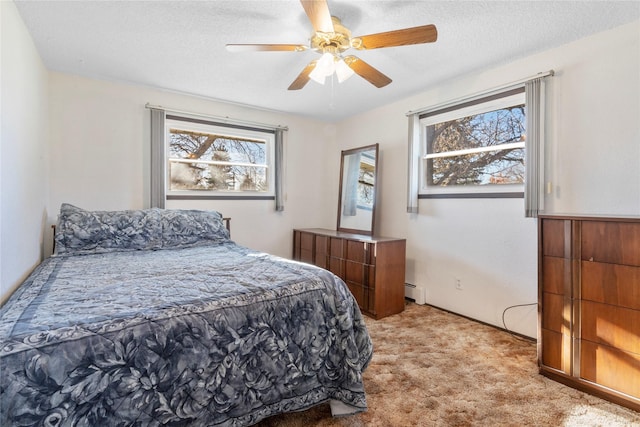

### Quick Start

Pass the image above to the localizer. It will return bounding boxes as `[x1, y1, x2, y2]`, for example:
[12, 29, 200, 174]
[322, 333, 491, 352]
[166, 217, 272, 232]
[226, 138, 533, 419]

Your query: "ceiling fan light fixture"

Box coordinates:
[335, 58, 354, 82]
[309, 52, 336, 84]
[309, 68, 326, 84]
[227, 1, 437, 90]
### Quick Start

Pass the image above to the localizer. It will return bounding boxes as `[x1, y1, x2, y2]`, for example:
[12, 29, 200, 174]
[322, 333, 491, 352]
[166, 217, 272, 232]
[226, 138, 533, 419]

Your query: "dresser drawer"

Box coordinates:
[367, 265, 376, 288]
[541, 292, 564, 333]
[298, 231, 314, 250]
[581, 340, 640, 399]
[315, 235, 328, 255]
[581, 221, 640, 266]
[542, 256, 568, 295]
[346, 240, 367, 263]
[542, 219, 567, 257]
[345, 260, 364, 284]
[297, 231, 314, 263]
[346, 281, 366, 311]
[328, 256, 344, 278]
[540, 328, 563, 371]
[330, 237, 345, 257]
[582, 261, 640, 310]
[581, 300, 640, 354]
[313, 235, 329, 269]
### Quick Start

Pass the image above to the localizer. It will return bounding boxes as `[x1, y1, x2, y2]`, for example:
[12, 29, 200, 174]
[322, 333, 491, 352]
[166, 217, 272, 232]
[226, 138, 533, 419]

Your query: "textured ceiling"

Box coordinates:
[15, 1, 640, 122]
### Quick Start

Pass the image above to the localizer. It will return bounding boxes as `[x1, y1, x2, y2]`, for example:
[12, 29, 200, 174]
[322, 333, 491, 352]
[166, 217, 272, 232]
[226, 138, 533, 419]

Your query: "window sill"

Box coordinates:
[167, 195, 275, 201]
[419, 192, 524, 199]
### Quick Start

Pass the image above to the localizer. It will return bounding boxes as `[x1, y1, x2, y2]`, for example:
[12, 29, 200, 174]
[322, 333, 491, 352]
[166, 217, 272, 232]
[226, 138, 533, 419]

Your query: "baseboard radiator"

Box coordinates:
[404, 283, 426, 305]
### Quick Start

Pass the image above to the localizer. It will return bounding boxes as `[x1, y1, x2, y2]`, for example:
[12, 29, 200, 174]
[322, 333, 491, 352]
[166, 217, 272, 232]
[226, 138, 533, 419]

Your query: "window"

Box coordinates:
[166, 117, 275, 198]
[419, 88, 526, 197]
[359, 162, 375, 208]
[358, 151, 376, 209]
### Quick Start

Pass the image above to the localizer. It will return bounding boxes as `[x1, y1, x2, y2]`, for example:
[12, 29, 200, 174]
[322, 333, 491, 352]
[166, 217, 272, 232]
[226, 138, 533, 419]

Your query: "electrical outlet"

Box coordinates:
[455, 278, 463, 290]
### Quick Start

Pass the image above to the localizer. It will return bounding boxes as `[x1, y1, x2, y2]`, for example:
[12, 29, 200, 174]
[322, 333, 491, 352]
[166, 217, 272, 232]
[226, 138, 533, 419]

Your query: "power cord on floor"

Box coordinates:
[502, 303, 538, 341]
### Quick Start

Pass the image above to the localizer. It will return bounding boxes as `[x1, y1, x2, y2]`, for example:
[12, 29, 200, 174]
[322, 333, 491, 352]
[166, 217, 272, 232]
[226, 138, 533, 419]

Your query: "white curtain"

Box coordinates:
[275, 128, 285, 211]
[407, 113, 421, 213]
[150, 108, 166, 209]
[524, 78, 546, 217]
[343, 153, 361, 216]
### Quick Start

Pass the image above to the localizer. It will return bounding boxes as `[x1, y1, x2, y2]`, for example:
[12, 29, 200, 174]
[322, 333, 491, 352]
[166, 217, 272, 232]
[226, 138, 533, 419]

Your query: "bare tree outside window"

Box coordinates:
[358, 162, 375, 208]
[168, 128, 268, 192]
[425, 105, 525, 187]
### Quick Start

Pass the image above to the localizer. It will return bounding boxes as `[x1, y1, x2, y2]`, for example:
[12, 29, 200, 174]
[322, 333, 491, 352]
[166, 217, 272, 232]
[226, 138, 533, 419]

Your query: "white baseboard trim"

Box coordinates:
[405, 283, 426, 305]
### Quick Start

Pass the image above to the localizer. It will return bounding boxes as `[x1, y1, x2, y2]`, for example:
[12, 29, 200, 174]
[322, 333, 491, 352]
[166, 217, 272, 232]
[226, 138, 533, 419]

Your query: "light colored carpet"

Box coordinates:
[257, 302, 640, 426]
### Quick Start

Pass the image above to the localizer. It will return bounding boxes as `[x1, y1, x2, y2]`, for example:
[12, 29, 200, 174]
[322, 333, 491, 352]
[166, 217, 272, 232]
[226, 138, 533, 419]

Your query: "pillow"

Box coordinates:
[160, 209, 230, 249]
[55, 204, 162, 256]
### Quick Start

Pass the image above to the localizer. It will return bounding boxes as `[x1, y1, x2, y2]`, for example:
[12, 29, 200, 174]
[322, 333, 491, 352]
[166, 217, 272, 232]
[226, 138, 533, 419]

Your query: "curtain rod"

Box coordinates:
[145, 103, 289, 131]
[406, 70, 554, 116]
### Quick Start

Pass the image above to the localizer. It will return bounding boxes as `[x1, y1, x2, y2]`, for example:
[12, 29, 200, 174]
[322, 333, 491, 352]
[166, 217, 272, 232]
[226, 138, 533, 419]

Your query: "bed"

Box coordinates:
[0, 204, 373, 426]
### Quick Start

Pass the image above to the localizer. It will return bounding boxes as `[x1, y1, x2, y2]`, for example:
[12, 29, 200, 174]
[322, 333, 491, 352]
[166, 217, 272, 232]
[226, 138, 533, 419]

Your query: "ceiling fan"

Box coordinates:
[225, 0, 438, 90]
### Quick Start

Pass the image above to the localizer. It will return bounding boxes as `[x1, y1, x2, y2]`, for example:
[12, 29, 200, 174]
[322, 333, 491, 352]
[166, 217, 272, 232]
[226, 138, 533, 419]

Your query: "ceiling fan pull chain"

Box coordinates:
[329, 74, 336, 110]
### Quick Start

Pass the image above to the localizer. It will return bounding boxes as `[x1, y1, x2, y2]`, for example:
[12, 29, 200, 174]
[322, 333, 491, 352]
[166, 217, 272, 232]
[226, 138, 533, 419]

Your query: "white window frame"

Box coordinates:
[419, 91, 526, 197]
[165, 118, 275, 199]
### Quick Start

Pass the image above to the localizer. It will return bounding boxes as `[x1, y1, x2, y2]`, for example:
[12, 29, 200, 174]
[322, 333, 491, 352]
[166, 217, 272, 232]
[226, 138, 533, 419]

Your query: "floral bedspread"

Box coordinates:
[0, 243, 372, 426]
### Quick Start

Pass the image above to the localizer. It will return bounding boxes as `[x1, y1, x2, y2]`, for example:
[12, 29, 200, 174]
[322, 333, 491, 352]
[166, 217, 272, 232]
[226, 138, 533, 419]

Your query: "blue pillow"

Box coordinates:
[160, 209, 230, 249]
[54, 204, 162, 256]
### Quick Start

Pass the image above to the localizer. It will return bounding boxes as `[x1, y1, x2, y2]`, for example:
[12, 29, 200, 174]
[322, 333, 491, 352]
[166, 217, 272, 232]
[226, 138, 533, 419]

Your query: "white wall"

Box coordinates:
[544, 22, 640, 215]
[48, 73, 335, 259]
[3, 6, 637, 339]
[0, 1, 50, 303]
[334, 20, 640, 338]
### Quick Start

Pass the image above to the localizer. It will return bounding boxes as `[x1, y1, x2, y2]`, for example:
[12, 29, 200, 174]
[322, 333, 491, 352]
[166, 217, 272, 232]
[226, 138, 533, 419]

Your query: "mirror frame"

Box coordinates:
[336, 143, 379, 236]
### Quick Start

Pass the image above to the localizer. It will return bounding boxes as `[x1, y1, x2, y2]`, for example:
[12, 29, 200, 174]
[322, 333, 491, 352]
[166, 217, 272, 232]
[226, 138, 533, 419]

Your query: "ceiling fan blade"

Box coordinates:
[300, 0, 334, 33]
[352, 24, 437, 50]
[344, 56, 392, 88]
[288, 61, 318, 90]
[226, 44, 308, 52]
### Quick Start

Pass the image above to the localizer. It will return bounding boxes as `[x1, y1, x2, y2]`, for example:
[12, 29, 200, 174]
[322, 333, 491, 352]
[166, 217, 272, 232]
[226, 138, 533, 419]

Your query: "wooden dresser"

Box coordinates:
[538, 215, 640, 412]
[293, 228, 406, 320]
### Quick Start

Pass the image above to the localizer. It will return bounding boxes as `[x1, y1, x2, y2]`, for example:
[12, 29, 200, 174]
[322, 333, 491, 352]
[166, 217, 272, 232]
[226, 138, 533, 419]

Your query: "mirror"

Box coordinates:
[337, 143, 379, 235]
